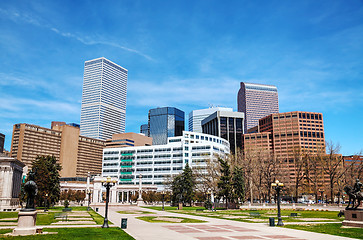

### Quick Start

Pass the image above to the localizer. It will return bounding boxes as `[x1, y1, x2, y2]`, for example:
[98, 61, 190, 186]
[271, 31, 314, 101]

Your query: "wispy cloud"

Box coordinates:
[0, 8, 154, 61]
[0, 96, 79, 115]
[128, 77, 239, 109]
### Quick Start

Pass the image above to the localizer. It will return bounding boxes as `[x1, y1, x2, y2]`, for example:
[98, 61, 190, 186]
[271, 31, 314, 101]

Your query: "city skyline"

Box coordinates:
[0, 1, 362, 155]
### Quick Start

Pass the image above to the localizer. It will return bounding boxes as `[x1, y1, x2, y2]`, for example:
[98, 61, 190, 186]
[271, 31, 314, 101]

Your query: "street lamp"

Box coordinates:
[207, 191, 212, 210]
[271, 180, 284, 226]
[319, 189, 324, 204]
[44, 193, 48, 212]
[161, 191, 165, 211]
[101, 176, 116, 228]
[86, 189, 92, 211]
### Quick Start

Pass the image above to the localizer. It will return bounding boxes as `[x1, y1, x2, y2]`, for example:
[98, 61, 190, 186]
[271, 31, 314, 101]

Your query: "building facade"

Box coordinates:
[80, 57, 128, 140]
[0, 153, 24, 211]
[148, 107, 185, 145]
[102, 131, 230, 190]
[242, 111, 325, 191]
[11, 123, 105, 178]
[237, 82, 279, 133]
[0, 133, 4, 153]
[105, 132, 152, 148]
[188, 107, 233, 133]
[201, 111, 245, 154]
[140, 124, 149, 136]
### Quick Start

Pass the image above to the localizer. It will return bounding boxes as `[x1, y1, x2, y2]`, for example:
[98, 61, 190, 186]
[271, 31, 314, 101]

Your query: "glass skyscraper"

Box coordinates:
[148, 107, 184, 145]
[80, 57, 128, 140]
[237, 82, 279, 133]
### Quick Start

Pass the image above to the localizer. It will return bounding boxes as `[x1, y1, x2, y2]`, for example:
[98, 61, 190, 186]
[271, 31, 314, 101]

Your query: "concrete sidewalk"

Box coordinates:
[96, 206, 358, 240]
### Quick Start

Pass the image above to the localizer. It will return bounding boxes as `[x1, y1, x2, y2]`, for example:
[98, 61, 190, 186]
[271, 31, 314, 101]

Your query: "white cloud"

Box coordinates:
[0, 8, 153, 61]
[127, 77, 239, 109]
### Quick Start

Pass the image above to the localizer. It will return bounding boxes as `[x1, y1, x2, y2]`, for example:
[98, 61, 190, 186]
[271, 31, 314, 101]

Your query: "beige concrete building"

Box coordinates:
[105, 132, 152, 148]
[0, 153, 24, 211]
[11, 123, 105, 178]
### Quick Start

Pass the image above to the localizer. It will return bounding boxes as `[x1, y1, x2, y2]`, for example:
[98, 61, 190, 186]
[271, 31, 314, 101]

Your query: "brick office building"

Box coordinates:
[242, 111, 327, 192]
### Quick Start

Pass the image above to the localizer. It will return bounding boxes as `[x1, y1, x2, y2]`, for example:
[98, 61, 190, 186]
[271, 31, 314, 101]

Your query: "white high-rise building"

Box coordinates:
[80, 57, 128, 140]
[188, 107, 233, 133]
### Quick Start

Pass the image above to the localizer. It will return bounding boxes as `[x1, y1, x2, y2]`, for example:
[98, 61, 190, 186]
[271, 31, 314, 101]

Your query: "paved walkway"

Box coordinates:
[96, 206, 358, 240]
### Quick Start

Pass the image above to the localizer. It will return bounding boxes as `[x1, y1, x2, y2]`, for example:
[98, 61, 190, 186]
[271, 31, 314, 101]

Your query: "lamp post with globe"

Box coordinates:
[271, 180, 284, 226]
[101, 176, 116, 228]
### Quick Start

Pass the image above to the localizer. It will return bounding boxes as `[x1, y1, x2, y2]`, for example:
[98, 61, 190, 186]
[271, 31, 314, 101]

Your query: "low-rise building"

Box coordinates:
[105, 132, 152, 148]
[102, 131, 230, 190]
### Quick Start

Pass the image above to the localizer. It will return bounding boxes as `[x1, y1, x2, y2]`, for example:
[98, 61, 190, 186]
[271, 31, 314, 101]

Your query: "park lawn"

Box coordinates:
[0, 227, 134, 240]
[285, 223, 363, 240]
[144, 207, 344, 223]
[136, 216, 206, 223]
[0, 212, 18, 220]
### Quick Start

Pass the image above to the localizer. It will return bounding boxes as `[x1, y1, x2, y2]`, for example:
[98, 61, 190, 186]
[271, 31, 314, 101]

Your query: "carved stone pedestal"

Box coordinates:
[343, 210, 363, 228]
[13, 210, 38, 235]
[137, 199, 144, 206]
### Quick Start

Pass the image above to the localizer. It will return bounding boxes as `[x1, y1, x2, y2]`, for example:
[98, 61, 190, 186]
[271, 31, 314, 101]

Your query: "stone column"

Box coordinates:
[111, 188, 117, 203]
[126, 191, 129, 203]
[121, 191, 124, 203]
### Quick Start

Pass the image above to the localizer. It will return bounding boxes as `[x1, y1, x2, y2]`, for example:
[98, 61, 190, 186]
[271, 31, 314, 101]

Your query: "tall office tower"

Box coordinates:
[80, 57, 128, 140]
[140, 124, 149, 136]
[201, 111, 244, 154]
[188, 107, 233, 133]
[148, 107, 185, 145]
[237, 82, 279, 133]
[0, 133, 4, 153]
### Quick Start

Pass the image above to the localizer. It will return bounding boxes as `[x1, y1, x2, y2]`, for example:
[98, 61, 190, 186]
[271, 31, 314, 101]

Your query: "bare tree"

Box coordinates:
[318, 141, 344, 203]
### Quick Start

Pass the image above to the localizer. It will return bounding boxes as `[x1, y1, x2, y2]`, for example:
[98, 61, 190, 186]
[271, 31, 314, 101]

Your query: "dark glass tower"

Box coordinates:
[148, 107, 185, 145]
[201, 111, 244, 154]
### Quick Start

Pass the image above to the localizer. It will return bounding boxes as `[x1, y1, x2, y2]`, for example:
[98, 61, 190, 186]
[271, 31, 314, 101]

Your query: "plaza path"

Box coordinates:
[96, 205, 358, 240]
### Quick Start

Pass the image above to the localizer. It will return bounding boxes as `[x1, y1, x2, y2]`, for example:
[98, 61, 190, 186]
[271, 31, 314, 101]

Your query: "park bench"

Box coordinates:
[54, 212, 68, 221]
[249, 212, 261, 217]
[290, 212, 298, 217]
[196, 209, 204, 212]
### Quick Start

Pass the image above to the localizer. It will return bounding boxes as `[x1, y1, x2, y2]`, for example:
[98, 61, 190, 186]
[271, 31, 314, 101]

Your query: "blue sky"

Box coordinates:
[0, 0, 362, 155]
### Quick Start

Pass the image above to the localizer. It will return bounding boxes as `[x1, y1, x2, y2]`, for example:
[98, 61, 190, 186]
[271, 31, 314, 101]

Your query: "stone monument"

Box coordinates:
[343, 179, 363, 228]
[13, 171, 39, 235]
[137, 174, 144, 206]
[0, 153, 24, 211]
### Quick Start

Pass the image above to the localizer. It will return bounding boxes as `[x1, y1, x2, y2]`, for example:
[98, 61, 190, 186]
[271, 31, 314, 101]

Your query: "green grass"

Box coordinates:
[36, 211, 57, 225]
[285, 223, 363, 239]
[144, 207, 344, 223]
[117, 210, 154, 214]
[0, 227, 134, 240]
[0, 212, 18, 219]
[0, 229, 12, 235]
[89, 209, 112, 225]
[136, 216, 206, 223]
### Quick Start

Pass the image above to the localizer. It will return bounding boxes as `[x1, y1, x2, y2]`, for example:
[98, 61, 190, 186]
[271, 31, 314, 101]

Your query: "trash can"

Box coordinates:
[269, 217, 275, 226]
[95, 208, 99, 212]
[121, 218, 127, 229]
